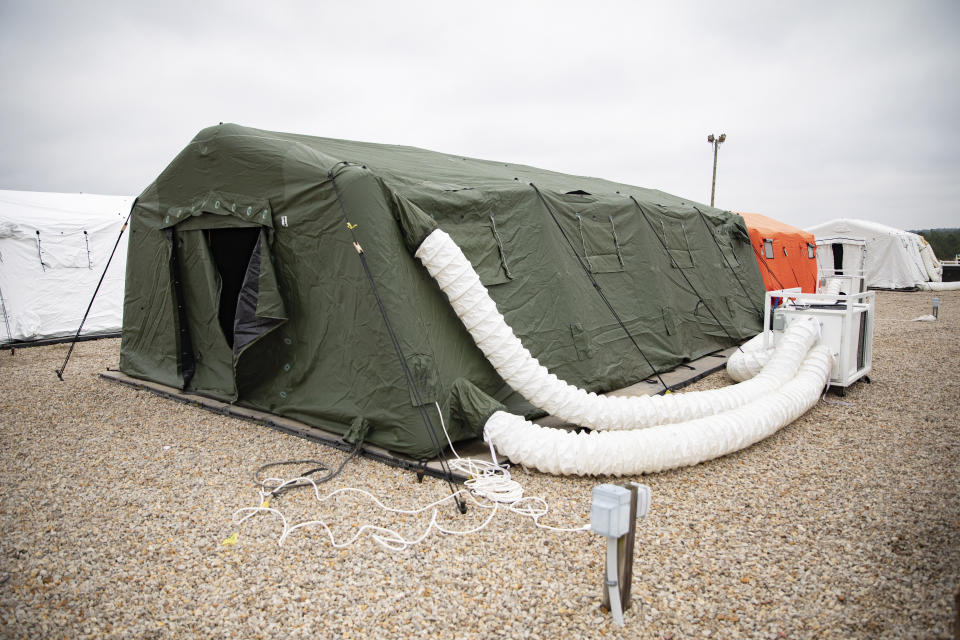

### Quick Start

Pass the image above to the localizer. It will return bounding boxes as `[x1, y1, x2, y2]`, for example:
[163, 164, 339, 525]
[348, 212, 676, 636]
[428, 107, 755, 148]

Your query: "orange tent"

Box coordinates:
[738, 212, 818, 293]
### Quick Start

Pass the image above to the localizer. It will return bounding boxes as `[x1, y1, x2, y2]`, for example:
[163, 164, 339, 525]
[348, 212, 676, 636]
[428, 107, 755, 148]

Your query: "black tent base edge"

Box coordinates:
[3, 331, 121, 350]
[97, 369, 469, 484]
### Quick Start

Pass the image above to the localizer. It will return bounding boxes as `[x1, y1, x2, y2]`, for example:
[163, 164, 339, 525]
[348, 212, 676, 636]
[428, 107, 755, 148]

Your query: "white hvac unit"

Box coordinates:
[763, 289, 875, 395]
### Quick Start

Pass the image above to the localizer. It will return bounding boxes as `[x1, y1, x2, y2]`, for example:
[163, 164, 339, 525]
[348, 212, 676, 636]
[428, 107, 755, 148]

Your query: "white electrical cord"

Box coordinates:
[434, 402, 523, 504]
[434, 404, 591, 533]
[232, 482, 501, 552]
[227, 404, 589, 552]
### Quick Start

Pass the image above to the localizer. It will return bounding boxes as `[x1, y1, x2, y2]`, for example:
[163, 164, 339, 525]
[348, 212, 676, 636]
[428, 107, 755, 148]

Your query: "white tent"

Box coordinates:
[806, 218, 942, 290]
[0, 190, 133, 343]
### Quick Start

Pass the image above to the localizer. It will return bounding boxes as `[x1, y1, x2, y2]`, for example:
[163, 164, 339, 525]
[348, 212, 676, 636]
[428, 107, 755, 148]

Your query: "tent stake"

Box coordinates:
[56, 211, 132, 380]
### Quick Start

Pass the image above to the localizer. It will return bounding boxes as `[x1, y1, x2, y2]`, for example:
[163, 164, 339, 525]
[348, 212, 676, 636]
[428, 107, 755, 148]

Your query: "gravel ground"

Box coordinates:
[0, 290, 957, 639]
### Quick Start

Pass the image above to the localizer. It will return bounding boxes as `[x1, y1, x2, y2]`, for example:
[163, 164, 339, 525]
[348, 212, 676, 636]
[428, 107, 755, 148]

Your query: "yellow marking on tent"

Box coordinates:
[346, 222, 358, 230]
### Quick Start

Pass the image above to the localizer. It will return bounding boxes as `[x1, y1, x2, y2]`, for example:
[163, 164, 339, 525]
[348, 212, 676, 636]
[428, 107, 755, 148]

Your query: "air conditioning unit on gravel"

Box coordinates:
[764, 287, 875, 395]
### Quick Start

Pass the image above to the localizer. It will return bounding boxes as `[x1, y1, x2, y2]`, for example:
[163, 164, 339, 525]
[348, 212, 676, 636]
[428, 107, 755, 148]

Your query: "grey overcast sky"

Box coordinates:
[1, 0, 958, 230]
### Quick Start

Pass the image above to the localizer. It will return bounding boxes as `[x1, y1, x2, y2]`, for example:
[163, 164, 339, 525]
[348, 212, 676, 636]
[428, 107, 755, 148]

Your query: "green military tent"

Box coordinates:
[120, 123, 765, 460]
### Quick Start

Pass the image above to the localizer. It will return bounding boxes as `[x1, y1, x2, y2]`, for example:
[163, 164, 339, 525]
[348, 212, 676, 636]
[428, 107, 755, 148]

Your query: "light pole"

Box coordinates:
[707, 133, 726, 207]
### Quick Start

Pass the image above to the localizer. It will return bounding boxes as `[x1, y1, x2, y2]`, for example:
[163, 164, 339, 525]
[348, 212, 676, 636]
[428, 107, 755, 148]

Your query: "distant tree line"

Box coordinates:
[910, 228, 960, 260]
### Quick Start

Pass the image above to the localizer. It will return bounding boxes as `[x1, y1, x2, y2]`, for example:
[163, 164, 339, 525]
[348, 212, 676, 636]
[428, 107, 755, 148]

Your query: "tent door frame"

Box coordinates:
[165, 203, 287, 400]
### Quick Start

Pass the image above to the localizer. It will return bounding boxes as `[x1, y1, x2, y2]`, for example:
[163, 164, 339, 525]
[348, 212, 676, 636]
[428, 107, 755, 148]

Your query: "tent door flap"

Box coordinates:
[171, 215, 287, 400]
[206, 227, 261, 349]
[232, 229, 286, 360]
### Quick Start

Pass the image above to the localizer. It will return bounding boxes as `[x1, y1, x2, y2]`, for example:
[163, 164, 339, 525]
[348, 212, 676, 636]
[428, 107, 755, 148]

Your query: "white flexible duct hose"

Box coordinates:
[726, 331, 774, 382]
[483, 345, 832, 476]
[416, 229, 820, 430]
[920, 243, 942, 282]
[918, 280, 960, 291]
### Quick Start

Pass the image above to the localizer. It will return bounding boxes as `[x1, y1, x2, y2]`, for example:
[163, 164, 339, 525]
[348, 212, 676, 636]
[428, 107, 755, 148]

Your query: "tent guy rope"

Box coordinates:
[56, 210, 132, 380]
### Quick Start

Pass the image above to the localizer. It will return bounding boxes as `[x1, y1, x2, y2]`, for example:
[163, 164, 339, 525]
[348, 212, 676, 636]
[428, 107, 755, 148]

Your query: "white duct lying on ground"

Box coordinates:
[417, 229, 822, 430]
[918, 281, 960, 291]
[415, 228, 831, 475]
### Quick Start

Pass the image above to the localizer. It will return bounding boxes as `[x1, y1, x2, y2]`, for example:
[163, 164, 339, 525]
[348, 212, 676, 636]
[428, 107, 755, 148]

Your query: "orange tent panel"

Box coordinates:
[738, 212, 818, 293]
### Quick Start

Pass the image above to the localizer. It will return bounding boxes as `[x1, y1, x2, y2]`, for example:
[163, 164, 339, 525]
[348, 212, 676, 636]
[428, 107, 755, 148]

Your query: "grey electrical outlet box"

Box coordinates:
[773, 313, 786, 331]
[591, 484, 631, 538]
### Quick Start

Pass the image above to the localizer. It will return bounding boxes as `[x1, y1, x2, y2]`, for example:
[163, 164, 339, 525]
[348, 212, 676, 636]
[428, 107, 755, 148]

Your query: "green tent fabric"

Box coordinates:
[120, 123, 765, 460]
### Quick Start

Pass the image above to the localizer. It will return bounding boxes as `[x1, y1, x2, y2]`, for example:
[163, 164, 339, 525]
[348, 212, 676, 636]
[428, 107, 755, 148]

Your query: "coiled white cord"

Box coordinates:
[435, 402, 525, 504]
[437, 404, 590, 532]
